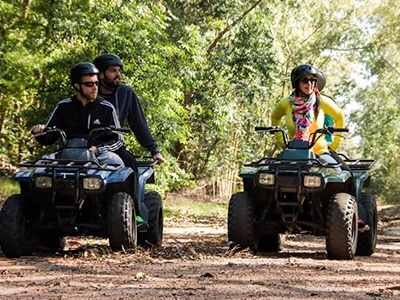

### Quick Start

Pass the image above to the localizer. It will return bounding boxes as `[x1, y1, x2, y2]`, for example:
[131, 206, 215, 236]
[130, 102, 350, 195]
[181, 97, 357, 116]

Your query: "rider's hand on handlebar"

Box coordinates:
[89, 146, 98, 155]
[153, 153, 165, 165]
[31, 124, 46, 135]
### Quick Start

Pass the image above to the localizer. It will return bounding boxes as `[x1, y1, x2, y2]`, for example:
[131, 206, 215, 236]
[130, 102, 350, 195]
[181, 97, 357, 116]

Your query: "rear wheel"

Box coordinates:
[258, 234, 285, 252]
[108, 192, 137, 251]
[356, 193, 377, 256]
[0, 194, 37, 258]
[138, 191, 163, 247]
[228, 192, 257, 252]
[326, 193, 358, 260]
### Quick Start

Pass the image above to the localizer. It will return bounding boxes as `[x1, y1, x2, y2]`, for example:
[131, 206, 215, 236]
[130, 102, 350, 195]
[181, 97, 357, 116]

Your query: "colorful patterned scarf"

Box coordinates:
[290, 89, 317, 141]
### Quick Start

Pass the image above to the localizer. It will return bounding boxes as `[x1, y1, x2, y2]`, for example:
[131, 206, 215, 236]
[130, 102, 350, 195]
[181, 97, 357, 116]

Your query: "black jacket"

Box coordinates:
[36, 96, 123, 153]
[100, 84, 159, 156]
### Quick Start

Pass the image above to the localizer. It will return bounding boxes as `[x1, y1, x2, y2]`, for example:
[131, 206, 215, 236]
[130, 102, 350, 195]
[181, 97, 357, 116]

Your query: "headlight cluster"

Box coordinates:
[304, 175, 322, 187]
[34, 176, 103, 190]
[258, 173, 275, 186]
[258, 173, 322, 188]
[35, 176, 52, 189]
[82, 177, 102, 190]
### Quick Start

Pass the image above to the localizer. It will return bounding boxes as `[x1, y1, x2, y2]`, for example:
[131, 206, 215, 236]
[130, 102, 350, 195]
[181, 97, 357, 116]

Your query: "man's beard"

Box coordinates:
[82, 90, 97, 101]
[104, 76, 120, 90]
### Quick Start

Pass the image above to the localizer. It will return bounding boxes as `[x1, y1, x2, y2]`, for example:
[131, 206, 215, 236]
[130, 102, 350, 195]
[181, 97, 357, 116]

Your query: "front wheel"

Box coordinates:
[0, 194, 37, 258]
[108, 192, 137, 251]
[356, 193, 377, 256]
[228, 192, 257, 252]
[326, 193, 358, 260]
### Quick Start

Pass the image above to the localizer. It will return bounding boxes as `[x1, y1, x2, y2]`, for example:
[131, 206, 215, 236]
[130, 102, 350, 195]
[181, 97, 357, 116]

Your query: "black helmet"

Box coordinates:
[70, 62, 99, 85]
[315, 68, 326, 92]
[93, 53, 123, 73]
[290, 64, 319, 88]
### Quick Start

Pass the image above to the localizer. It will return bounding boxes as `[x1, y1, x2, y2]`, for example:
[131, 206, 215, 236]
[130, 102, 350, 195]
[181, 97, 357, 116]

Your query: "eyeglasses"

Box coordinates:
[300, 77, 318, 84]
[81, 81, 99, 87]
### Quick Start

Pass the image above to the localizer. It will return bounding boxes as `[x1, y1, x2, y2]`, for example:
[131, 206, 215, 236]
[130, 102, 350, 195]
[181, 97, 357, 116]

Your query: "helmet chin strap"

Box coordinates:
[75, 86, 95, 104]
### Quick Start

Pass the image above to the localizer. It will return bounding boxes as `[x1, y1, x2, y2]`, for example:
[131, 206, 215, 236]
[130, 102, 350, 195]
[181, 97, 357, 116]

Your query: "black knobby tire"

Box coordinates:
[228, 192, 257, 252]
[326, 193, 358, 260]
[0, 194, 37, 258]
[258, 234, 285, 252]
[138, 191, 163, 247]
[37, 231, 66, 252]
[356, 193, 377, 256]
[108, 192, 137, 251]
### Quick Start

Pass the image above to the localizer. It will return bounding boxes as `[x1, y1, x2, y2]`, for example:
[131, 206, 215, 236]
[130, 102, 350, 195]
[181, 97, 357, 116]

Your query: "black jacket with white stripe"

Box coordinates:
[36, 95, 123, 154]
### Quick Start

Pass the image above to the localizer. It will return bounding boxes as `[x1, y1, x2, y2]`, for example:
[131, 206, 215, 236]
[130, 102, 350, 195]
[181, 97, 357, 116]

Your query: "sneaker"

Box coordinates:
[136, 215, 144, 222]
[136, 215, 148, 231]
[358, 218, 370, 232]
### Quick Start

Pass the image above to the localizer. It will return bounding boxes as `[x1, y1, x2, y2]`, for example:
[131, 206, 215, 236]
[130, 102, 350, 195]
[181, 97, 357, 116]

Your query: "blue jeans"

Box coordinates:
[98, 152, 124, 166]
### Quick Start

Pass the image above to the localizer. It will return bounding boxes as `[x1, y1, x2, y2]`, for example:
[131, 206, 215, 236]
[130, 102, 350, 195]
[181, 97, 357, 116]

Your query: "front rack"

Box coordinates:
[244, 156, 376, 171]
[19, 158, 122, 172]
[244, 157, 341, 169]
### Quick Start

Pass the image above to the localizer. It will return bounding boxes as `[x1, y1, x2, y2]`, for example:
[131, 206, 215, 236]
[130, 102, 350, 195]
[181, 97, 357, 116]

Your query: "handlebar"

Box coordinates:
[255, 126, 348, 149]
[255, 126, 290, 146]
[29, 127, 68, 146]
[30, 126, 131, 147]
[89, 126, 131, 135]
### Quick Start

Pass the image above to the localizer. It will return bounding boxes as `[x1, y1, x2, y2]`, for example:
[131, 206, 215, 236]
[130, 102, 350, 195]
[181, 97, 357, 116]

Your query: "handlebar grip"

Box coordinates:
[115, 128, 131, 133]
[332, 128, 349, 133]
[255, 126, 280, 132]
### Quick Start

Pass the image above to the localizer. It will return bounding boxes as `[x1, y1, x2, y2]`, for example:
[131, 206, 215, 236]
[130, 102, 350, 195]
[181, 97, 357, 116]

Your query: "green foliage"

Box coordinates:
[0, 177, 19, 196]
[164, 196, 227, 220]
[0, 0, 399, 202]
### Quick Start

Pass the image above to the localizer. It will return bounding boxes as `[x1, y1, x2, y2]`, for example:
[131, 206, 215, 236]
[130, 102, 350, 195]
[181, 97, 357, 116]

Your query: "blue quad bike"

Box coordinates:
[0, 127, 163, 258]
[228, 126, 377, 260]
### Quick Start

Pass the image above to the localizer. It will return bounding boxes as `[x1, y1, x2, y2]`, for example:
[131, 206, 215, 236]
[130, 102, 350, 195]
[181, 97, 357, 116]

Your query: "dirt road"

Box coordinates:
[0, 206, 399, 300]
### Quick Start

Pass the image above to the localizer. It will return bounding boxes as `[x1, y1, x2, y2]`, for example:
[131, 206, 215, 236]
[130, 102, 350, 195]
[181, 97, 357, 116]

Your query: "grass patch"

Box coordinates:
[164, 196, 228, 220]
[0, 177, 19, 196]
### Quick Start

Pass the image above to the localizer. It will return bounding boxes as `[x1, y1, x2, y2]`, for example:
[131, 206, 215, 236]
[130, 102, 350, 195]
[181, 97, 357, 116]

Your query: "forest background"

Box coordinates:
[0, 0, 399, 202]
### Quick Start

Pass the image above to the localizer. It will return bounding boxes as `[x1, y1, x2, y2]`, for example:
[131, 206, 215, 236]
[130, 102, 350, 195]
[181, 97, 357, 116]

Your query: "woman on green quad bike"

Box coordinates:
[271, 63, 369, 231]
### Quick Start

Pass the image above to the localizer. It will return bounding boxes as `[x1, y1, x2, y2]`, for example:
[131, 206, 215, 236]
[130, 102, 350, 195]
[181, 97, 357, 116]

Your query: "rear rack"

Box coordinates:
[244, 157, 341, 169]
[342, 158, 376, 170]
[133, 156, 155, 168]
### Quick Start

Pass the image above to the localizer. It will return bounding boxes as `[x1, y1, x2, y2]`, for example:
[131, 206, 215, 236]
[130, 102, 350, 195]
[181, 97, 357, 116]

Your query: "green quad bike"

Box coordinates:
[0, 127, 163, 258]
[228, 126, 377, 260]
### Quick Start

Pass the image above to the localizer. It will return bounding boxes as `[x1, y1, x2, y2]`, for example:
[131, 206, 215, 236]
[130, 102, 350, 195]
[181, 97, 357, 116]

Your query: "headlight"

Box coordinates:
[304, 175, 322, 187]
[83, 177, 102, 190]
[259, 173, 275, 186]
[35, 176, 52, 189]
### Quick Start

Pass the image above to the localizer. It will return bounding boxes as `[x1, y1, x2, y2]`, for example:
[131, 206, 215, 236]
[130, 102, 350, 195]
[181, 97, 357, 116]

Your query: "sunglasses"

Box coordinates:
[300, 77, 318, 84]
[81, 81, 99, 87]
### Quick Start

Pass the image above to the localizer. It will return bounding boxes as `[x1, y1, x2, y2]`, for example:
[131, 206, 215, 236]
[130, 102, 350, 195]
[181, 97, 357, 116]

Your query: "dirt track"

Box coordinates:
[0, 206, 399, 300]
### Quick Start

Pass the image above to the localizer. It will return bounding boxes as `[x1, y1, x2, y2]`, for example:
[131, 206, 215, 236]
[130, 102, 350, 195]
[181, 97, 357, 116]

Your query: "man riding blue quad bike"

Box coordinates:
[228, 126, 377, 260]
[0, 127, 163, 258]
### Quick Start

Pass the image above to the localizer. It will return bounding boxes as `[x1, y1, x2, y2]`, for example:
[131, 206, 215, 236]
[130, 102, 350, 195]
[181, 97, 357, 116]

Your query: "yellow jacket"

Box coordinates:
[271, 94, 345, 155]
